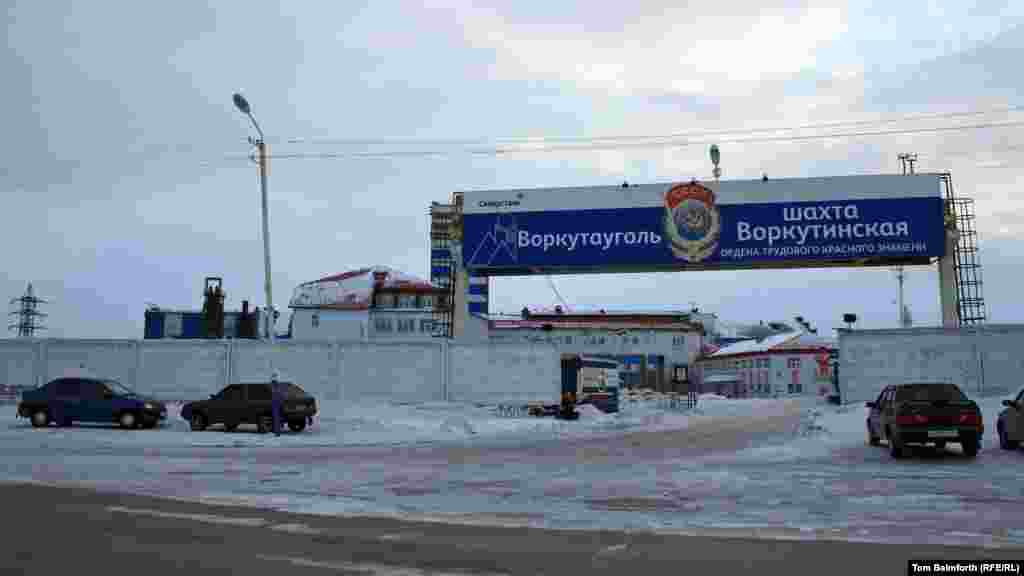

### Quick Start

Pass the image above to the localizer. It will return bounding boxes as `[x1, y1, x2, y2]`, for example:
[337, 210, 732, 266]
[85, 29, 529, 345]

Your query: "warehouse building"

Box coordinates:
[696, 332, 836, 398]
[488, 308, 705, 391]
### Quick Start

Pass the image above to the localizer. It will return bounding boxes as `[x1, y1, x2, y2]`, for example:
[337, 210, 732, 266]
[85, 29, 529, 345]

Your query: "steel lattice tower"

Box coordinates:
[8, 283, 48, 338]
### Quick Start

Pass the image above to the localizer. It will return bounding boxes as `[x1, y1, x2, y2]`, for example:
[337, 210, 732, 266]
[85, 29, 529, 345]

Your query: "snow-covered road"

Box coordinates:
[2, 394, 1023, 548]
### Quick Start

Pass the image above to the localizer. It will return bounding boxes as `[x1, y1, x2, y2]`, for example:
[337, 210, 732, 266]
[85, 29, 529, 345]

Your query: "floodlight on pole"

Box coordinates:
[233, 92, 274, 341]
[710, 144, 721, 181]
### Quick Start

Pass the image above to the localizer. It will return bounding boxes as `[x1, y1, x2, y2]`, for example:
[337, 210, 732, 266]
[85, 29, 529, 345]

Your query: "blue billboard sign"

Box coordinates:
[460, 174, 945, 275]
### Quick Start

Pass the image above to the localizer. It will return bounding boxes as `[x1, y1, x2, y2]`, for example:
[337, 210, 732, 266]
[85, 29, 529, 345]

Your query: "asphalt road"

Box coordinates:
[2, 482, 1021, 575]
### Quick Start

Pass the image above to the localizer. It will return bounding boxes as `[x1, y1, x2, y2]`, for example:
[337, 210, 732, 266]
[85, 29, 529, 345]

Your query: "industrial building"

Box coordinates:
[696, 332, 836, 398]
[488, 308, 705, 391]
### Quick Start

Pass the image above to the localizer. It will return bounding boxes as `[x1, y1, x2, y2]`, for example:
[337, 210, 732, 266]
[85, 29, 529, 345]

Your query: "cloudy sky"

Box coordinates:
[3, 1, 1024, 338]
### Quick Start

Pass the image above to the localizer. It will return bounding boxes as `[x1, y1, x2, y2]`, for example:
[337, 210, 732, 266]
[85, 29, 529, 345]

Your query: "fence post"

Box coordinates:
[336, 342, 345, 404]
[974, 337, 985, 396]
[134, 340, 142, 393]
[224, 340, 233, 390]
[441, 340, 449, 402]
[36, 339, 48, 388]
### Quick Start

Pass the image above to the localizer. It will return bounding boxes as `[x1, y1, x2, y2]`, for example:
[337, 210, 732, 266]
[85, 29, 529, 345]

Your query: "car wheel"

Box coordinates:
[30, 410, 48, 428]
[998, 425, 1019, 450]
[888, 428, 905, 459]
[190, 413, 208, 432]
[962, 436, 980, 458]
[288, 420, 306, 433]
[257, 416, 272, 434]
[119, 412, 138, 430]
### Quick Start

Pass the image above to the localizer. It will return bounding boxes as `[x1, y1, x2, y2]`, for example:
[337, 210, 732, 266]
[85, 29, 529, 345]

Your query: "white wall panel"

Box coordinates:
[230, 341, 342, 401]
[0, 340, 36, 388]
[138, 341, 229, 401]
[447, 344, 560, 404]
[44, 340, 138, 388]
[838, 326, 1024, 404]
[340, 342, 444, 403]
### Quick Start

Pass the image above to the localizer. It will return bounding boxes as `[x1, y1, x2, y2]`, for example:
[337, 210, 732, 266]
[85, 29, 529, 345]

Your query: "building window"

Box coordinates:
[376, 293, 396, 308]
[374, 317, 393, 333]
[420, 319, 433, 333]
[787, 357, 801, 369]
[397, 318, 416, 333]
[397, 294, 417, 309]
[418, 294, 434, 309]
[311, 313, 320, 328]
[564, 336, 572, 345]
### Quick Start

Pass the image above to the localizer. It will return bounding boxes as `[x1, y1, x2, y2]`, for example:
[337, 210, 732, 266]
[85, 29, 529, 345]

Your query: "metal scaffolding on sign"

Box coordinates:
[941, 173, 987, 326]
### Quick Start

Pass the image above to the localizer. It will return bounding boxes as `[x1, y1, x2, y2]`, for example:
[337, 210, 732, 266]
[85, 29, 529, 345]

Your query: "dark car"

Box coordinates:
[181, 382, 317, 434]
[866, 382, 983, 459]
[17, 377, 167, 429]
[997, 388, 1023, 451]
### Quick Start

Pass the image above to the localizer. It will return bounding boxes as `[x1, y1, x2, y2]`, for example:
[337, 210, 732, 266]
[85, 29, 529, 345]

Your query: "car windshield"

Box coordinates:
[282, 383, 307, 397]
[896, 383, 967, 403]
[102, 380, 136, 396]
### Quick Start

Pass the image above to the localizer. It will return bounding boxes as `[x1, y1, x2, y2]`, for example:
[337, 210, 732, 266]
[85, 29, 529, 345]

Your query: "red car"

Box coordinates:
[866, 382, 983, 459]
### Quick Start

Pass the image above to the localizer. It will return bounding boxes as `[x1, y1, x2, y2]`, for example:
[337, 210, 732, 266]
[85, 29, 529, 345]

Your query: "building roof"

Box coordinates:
[290, 266, 436, 309]
[709, 332, 835, 357]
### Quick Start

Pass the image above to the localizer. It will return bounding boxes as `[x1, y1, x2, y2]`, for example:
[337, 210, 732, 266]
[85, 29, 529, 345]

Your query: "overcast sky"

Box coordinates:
[3, 1, 1024, 339]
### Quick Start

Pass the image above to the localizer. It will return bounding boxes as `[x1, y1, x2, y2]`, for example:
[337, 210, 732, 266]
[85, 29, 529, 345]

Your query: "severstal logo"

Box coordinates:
[478, 200, 522, 208]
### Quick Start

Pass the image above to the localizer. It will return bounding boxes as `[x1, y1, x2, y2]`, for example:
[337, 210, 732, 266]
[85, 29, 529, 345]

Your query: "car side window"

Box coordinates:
[1016, 389, 1024, 404]
[55, 379, 80, 397]
[222, 385, 243, 401]
[248, 385, 271, 401]
[80, 380, 105, 399]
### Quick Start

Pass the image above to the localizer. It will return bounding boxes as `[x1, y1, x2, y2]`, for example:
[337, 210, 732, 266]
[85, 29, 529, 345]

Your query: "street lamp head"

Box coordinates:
[232, 93, 251, 115]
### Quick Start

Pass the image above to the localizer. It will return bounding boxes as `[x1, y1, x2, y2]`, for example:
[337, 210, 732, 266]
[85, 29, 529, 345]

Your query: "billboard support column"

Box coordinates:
[938, 224, 960, 328]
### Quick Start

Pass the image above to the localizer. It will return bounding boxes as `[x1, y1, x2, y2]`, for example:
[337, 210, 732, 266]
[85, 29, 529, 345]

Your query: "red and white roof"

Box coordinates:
[289, 266, 434, 310]
[709, 332, 836, 357]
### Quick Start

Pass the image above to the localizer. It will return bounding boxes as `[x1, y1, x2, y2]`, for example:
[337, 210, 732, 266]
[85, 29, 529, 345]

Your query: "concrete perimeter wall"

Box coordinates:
[0, 339, 560, 405]
[839, 325, 1024, 404]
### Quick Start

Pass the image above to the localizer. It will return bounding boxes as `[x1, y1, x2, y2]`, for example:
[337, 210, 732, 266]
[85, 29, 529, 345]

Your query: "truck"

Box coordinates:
[576, 356, 622, 414]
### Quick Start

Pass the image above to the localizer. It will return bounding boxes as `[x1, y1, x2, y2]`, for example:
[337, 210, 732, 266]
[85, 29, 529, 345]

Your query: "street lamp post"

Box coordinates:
[233, 93, 275, 342]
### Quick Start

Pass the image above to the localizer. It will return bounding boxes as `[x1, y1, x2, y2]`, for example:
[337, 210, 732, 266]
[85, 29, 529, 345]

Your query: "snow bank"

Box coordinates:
[724, 393, 1015, 463]
[0, 393, 809, 449]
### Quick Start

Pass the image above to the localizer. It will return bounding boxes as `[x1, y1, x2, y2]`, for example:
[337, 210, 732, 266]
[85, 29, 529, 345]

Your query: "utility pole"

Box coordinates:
[894, 153, 917, 327]
[233, 93, 275, 342]
[896, 267, 906, 327]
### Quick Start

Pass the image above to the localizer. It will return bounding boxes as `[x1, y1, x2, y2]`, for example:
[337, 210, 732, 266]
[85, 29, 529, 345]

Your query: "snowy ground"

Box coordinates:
[2, 392, 1023, 548]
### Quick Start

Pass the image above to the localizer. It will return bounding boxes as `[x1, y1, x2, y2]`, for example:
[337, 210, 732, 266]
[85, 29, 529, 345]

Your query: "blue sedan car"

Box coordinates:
[17, 377, 167, 429]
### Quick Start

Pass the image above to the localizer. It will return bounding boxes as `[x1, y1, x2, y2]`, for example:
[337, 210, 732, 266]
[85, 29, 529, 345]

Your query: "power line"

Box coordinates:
[545, 276, 571, 312]
[270, 104, 1024, 147]
[235, 119, 1024, 161]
